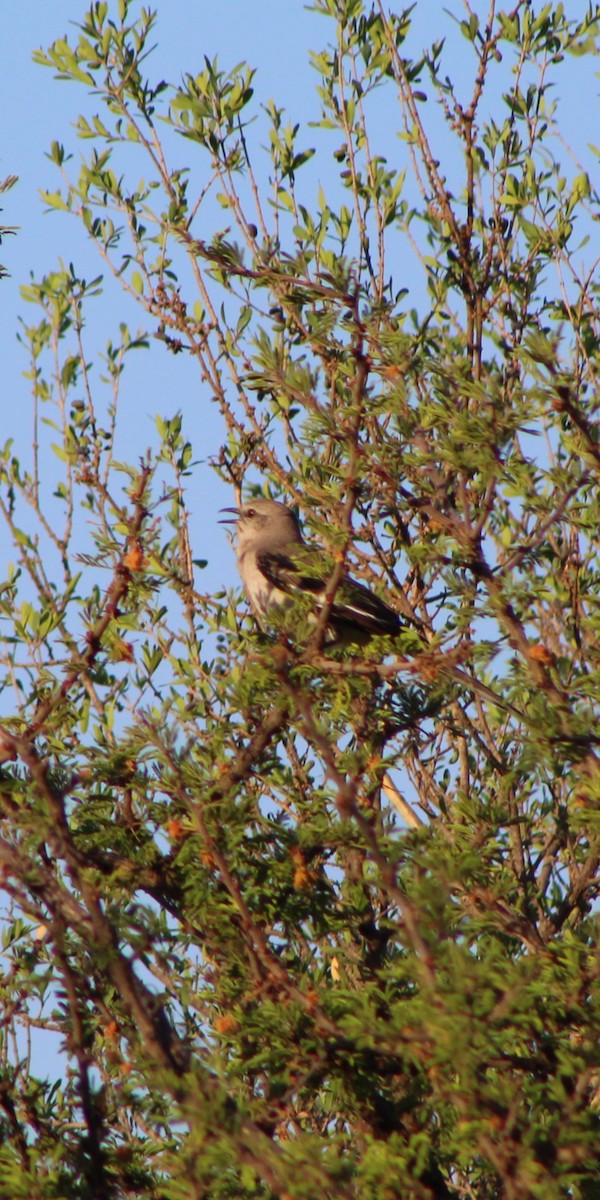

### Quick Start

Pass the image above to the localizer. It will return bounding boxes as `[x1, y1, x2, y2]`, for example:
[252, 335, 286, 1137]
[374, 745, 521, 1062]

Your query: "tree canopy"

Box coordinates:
[1, 3, 600, 1197]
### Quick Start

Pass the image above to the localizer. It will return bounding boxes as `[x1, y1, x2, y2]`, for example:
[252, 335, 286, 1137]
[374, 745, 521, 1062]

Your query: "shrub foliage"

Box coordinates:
[1, 3, 599, 1197]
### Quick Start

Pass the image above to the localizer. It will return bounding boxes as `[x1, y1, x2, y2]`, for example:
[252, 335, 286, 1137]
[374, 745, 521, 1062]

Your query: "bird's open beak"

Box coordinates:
[218, 507, 240, 525]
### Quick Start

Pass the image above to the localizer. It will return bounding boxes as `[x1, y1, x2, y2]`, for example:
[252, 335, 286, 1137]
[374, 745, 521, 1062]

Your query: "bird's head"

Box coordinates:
[220, 498, 303, 553]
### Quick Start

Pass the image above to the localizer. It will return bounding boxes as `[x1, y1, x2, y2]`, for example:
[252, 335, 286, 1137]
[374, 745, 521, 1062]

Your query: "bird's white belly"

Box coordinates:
[251, 578, 292, 619]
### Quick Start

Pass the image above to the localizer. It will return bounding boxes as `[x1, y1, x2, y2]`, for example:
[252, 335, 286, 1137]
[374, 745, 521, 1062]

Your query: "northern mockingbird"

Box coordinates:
[221, 498, 401, 645]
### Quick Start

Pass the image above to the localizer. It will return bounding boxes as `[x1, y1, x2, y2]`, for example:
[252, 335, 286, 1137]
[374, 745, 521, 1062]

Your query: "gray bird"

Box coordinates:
[221, 498, 400, 645]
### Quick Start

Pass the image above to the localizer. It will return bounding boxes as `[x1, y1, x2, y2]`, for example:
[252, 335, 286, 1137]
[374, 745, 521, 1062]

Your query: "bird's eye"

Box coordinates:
[246, 508, 256, 519]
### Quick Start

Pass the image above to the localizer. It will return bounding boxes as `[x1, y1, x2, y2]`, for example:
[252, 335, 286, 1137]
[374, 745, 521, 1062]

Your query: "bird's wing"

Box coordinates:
[257, 546, 326, 598]
[258, 545, 399, 637]
[331, 576, 400, 636]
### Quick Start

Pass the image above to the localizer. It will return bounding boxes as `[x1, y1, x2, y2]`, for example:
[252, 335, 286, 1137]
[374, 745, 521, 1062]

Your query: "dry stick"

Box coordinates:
[381, 773, 425, 829]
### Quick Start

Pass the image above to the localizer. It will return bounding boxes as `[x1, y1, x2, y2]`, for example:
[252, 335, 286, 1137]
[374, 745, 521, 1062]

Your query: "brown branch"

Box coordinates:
[381, 773, 425, 829]
[11, 464, 151, 747]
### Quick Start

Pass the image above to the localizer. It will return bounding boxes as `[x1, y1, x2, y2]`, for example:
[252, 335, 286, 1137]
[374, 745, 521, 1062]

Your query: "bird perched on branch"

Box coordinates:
[221, 498, 400, 646]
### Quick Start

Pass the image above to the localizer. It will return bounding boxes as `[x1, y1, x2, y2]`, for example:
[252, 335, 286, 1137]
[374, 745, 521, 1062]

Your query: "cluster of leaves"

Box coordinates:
[1, 2, 599, 1197]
